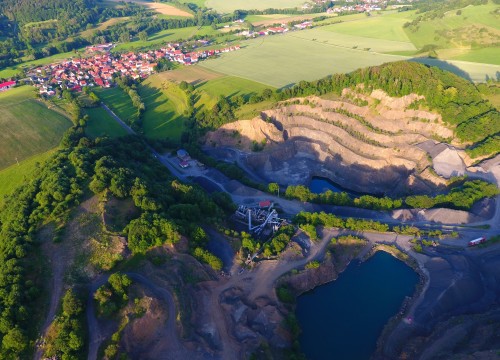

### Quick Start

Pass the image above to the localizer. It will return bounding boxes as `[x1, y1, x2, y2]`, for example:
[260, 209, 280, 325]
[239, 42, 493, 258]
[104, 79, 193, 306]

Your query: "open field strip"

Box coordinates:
[139, 76, 189, 141]
[205, 0, 305, 13]
[199, 34, 409, 88]
[0, 149, 56, 204]
[448, 47, 500, 66]
[0, 86, 72, 170]
[105, 0, 193, 16]
[154, 66, 224, 84]
[246, 13, 336, 26]
[84, 106, 129, 139]
[80, 17, 130, 37]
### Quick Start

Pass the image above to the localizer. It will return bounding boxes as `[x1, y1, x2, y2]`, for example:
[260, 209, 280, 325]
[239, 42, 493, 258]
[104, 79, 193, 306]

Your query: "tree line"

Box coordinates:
[283, 179, 498, 211]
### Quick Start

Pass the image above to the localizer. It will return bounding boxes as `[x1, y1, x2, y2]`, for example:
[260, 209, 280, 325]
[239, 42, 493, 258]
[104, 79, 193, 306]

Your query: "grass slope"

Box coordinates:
[139, 76, 189, 141]
[0, 86, 72, 170]
[84, 106, 129, 139]
[195, 75, 273, 109]
[94, 87, 138, 124]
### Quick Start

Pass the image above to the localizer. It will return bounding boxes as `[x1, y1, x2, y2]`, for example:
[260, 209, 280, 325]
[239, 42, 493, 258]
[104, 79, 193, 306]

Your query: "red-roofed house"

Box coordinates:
[0, 80, 16, 92]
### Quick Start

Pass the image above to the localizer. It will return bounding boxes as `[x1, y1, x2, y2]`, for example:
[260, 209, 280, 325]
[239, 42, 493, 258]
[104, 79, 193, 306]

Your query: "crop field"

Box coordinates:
[0, 86, 72, 170]
[84, 106, 129, 139]
[139, 76, 189, 141]
[0, 149, 56, 204]
[199, 34, 408, 87]
[195, 75, 274, 109]
[205, 0, 305, 13]
[94, 87, 138, 125]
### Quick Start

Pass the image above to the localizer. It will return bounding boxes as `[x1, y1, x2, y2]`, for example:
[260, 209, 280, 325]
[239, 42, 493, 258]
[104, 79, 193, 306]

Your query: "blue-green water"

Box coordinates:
[296, 251, 418, 360]
[309, 177, 343, 194]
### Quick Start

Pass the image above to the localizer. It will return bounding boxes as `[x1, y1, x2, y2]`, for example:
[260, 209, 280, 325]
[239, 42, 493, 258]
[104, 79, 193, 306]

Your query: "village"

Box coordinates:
[29, 42, 241, 96]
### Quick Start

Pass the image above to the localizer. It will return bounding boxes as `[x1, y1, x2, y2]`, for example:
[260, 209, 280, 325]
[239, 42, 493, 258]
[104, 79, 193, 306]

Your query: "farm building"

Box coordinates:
[0, 81, 16, 92]
[177, 149, 190, 161]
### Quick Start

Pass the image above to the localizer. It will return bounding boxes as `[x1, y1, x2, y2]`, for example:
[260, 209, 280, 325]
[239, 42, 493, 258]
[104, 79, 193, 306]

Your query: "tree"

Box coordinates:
[2, 327, 27, 354]
[268, 182, 279, 196]
[138, 31, 148, 42]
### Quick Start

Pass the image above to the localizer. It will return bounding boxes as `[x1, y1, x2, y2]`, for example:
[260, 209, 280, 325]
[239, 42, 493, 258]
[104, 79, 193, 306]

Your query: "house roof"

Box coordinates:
[0, 81, 16, 89]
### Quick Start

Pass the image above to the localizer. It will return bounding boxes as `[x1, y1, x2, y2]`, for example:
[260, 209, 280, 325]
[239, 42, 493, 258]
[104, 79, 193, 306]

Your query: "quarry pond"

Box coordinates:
[296, 251, 418, 360]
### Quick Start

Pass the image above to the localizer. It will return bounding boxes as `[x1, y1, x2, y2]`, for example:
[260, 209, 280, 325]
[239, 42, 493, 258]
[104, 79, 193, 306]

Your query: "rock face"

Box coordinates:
[205, 90, 457, 196]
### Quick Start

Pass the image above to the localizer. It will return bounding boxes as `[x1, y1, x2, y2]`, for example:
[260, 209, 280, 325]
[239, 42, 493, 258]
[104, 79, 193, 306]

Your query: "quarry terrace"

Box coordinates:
[30, 43, 241, 96]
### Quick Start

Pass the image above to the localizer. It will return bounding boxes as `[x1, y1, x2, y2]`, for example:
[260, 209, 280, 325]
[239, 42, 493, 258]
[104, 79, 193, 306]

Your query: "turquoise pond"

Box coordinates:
[309, 177, 344, 194]
[296, 251, 418, 360]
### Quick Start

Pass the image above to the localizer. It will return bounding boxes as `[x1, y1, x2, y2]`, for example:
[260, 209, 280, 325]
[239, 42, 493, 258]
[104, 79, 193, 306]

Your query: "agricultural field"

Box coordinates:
[195, 75, 273, 109]
[94, 87, 138, 125]
[0, 86, 72, 170]
[139, 75, 189, 141]
[0, 149, 56, 205]
[199, 34, 408, 87]
[80, 17, 130, 38]
[205, 0, 305, 13]
[84, 106, 129, 139]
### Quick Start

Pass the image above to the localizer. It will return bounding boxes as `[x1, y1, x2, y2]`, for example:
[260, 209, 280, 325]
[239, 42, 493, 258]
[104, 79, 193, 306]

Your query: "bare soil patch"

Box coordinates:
[107, 0, 193, 17]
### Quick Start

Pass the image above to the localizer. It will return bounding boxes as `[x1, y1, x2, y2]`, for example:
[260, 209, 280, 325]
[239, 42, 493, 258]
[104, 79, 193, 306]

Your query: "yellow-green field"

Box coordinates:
[0, 86, 72, 170]
[94, 87, 138, 125]
[84, 106, 129, 139]
[200, 34, 409, 87]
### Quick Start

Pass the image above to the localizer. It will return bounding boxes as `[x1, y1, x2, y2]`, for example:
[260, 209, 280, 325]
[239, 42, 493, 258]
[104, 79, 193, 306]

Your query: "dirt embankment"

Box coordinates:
[205, 90, 456, 195]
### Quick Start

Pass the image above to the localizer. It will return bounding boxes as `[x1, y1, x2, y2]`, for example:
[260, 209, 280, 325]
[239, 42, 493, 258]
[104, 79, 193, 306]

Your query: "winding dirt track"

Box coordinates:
[86, 272, 194, 360]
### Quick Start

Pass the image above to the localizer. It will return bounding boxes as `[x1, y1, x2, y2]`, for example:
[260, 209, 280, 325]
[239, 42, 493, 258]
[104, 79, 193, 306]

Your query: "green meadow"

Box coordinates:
[84, 106, 129, 139]
[94, 87, 138, 125]
[139, 76, 189, 142]
[0, 86, 72, 170]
